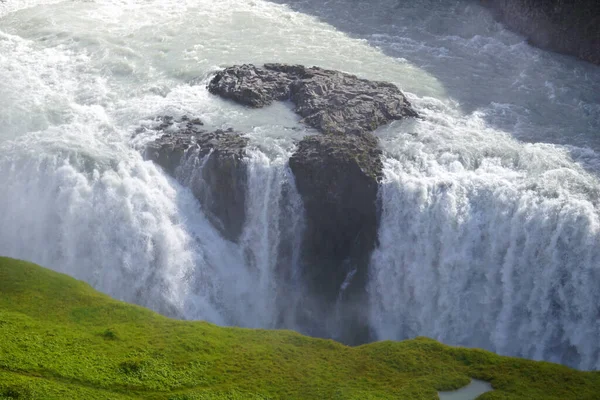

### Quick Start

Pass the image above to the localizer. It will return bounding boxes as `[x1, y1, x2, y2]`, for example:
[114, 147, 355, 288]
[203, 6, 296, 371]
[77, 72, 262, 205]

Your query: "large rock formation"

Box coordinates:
[288, 134, 382, 299]
[208, 63, 418, 135]
[289, 134, 382, 343]
[143, 116, 248, 242]
[481, 0, 600, 65]
[141, 65, 417, 343]
[209, 64, 418, 343]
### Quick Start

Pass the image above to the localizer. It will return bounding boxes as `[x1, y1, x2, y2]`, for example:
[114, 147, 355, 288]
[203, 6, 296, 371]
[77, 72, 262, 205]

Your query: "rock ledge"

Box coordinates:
[208, 63, 418, 135]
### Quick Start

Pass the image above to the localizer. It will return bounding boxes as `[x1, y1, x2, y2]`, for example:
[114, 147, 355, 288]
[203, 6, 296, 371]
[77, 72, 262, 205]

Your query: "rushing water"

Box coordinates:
[1, 0, 599, 369]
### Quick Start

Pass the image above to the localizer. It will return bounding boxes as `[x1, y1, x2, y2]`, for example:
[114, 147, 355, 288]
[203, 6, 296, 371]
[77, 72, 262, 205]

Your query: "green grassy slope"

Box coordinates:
[0, 257, 598, 399]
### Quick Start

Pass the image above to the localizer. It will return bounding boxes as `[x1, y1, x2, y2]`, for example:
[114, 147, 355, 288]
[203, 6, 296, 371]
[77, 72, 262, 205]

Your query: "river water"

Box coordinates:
[1, 0, 599, 370]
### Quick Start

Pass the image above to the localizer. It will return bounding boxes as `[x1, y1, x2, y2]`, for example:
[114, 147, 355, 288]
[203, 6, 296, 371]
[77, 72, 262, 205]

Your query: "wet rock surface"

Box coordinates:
[208, 63, 418, 135]
[289, 134, 382, 299]
[143, 65, 418, 343]
[143, 116, 248, 242]
[208, 64, 418, 343]
[289, 134, 383, 343]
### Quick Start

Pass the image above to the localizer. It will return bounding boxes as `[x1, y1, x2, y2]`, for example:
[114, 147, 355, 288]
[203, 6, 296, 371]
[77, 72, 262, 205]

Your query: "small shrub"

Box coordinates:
[100, 328, 118, 340]
[119, 359, 146, 375]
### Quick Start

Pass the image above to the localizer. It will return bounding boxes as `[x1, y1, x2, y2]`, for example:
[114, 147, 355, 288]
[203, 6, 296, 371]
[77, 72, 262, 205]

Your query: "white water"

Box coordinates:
[370, 109, 600, 370]
[1, 0, 599, 369]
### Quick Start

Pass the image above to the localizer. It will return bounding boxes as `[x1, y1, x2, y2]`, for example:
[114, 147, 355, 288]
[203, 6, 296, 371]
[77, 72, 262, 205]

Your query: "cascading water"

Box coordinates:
[0, 130, 208, 319]
[369, 107, 600, 370]
[239, 148, 305, 329]
[1, 0, 599, 370]
[168, 141, 306, 329]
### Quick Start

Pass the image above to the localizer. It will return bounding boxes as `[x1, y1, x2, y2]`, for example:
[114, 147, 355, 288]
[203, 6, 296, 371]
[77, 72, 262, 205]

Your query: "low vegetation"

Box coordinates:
[0, 257, 598, 399]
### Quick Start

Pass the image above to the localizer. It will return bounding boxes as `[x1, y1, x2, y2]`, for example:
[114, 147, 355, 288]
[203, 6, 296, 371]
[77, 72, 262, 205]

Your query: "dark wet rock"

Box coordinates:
[208, 64, 294, 108]
[208, 63, 412, 343]
[208, 63, 418, 135]
[143, 117, 248, 242]
[145, 64, 413, 342]
[289, 134, 383, 344]
[482, 0, 600, 65]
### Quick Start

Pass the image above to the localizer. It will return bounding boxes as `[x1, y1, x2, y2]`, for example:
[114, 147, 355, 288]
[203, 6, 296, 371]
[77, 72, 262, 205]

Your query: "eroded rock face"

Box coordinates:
[207, 64, 418, 343]
[482, 0, 600, 65]
[289, 134, 382, 343]
[208, 63, 418, 135]
[139, 66, 417, 343]
[143, 116, 248, 242]
[289, 134, 382, 299]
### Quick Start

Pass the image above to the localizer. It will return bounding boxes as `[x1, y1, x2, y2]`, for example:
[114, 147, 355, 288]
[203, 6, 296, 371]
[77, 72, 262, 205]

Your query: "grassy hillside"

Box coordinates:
[0, 257, 599, 399]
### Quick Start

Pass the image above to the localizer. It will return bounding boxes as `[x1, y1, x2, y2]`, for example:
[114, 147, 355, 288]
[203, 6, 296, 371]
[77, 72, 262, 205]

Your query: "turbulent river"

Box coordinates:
[1, 0, 599, 370]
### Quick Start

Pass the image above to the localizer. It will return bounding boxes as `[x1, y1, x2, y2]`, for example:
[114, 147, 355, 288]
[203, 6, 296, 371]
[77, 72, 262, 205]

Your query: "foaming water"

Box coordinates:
[0, 133, 206, 318]
[266, 0, 600, 152]
[0, 119, 305, 329]
[0, 0, 334, 331]
[1, 0, 599, 370]
[369, 105, 600, 370]
[239, 148, 305, 328]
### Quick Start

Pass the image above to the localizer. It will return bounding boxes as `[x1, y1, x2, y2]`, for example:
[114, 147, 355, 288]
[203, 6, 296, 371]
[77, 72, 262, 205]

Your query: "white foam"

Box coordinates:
[369, 108, 600, 370]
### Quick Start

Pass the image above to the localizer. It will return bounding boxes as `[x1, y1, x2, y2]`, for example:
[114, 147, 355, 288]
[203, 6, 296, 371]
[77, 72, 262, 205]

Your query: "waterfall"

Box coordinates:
[2, 0, 600, 371]
[0, 130, 305, 331]
[239, 148, 305, 328]
[369, 112, 600, 370]
[0, 133, 215, 320]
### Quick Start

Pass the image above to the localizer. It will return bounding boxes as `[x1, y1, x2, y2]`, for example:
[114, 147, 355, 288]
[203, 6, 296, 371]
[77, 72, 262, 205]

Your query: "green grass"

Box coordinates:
[0, 257, 599, 399]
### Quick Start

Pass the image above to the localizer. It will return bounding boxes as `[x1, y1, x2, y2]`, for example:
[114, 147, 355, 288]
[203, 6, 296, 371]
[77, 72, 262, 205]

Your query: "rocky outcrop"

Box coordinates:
[209, 64, 418, 343]
[141, 65, 417, 343]
[289, 134, 382, 343]
[288, 135, 381, 301]
[482, 0, 600, 65]
[208, 63, 418, 135]
[143, 116, 248, 242]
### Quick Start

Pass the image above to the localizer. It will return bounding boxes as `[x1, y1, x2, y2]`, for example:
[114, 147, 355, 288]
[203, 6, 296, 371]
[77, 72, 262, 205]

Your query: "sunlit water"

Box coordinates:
[1, 0, 599, 369]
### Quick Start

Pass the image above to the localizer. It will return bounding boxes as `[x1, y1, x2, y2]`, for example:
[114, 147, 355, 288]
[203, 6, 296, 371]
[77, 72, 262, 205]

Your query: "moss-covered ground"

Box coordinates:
[0, 257, 599, 399]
